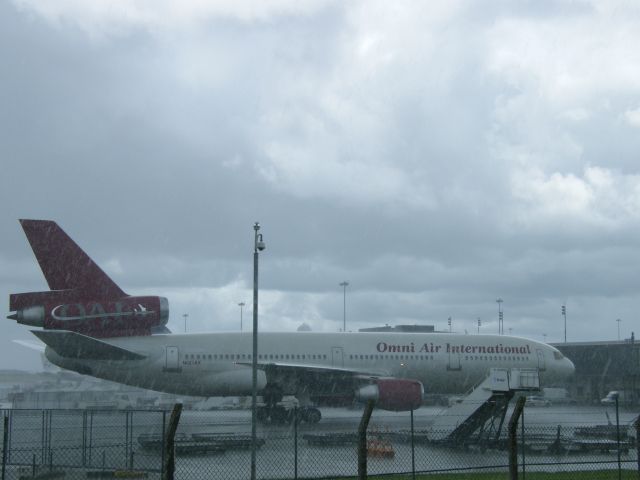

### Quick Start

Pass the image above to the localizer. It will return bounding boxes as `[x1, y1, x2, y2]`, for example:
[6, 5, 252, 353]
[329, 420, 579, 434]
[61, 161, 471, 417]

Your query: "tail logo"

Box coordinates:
[51, 302, 156, 322]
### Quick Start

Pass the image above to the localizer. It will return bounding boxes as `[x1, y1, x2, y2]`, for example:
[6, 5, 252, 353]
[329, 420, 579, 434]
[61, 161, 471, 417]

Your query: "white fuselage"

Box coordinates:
[45, 331, 575, 397]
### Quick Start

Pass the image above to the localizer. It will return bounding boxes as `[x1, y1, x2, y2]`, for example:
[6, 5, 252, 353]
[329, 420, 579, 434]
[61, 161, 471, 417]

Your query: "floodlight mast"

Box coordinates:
[496, 298, 504, 335]
[238, 302, 245, 332]
[339, 281, 349, 332]
[251, 222, 264, 480]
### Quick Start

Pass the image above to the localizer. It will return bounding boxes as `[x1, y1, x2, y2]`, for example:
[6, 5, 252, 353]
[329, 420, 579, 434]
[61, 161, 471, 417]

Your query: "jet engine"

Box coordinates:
[355, 378, 424, 411]
[8, 294, 169, 338]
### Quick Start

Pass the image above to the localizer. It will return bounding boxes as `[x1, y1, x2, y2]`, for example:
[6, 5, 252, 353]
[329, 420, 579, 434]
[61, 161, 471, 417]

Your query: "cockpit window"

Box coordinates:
[553, 351, 564, 360]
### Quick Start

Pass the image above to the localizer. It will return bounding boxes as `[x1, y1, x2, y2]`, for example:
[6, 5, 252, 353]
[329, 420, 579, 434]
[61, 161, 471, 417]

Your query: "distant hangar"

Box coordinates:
[554, 337, 639, 405]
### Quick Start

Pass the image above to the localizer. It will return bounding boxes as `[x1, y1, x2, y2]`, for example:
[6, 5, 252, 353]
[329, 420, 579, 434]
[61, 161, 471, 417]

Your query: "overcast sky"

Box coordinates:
[2, 0, 640, 371]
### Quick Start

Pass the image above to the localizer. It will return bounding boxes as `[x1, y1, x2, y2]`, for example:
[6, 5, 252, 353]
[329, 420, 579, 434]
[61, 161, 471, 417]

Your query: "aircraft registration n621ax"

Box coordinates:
[8, 220, 575, 424]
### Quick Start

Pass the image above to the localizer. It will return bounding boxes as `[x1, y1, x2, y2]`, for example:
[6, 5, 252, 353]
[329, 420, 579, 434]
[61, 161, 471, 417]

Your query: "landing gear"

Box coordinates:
[301, 407, 321, 424]
[257, 383, 322, 424]
[256, 405, 321, 424]
[270, 406, 290, 424]
[256, 407, 269, 422]
[256, 405, 293, 424]
[262, 384, 283, 408]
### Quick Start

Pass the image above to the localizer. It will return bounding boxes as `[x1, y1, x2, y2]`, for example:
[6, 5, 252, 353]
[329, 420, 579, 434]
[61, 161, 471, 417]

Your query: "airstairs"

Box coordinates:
[428, 368, 540, 448]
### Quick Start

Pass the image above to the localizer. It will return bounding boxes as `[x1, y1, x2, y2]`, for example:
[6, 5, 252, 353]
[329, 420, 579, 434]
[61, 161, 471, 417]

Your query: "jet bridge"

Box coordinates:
[428, 368, 540, 448]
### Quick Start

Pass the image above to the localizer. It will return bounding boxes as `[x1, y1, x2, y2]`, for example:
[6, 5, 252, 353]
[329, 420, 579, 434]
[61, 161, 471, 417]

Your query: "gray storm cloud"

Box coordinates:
[2, 0, 640, 370]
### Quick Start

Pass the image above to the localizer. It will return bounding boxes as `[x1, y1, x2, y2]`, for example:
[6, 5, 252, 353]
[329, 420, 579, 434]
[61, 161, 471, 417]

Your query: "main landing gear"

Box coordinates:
[257, 384, 321, 424]
[256, 405, 322, 425]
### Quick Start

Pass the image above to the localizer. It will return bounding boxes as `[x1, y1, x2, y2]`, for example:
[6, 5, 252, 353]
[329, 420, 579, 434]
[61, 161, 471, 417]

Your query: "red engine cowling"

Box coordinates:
[9, 295, 169, 338]
[355, 378, 424, 411]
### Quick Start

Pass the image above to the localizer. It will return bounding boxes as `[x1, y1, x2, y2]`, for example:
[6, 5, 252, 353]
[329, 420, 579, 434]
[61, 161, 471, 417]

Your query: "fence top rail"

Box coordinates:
[1, 408, 171, 414]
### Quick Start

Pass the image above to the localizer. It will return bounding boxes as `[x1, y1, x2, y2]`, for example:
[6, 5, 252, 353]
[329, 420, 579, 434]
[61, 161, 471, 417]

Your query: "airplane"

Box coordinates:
[7, 219, 575, 423]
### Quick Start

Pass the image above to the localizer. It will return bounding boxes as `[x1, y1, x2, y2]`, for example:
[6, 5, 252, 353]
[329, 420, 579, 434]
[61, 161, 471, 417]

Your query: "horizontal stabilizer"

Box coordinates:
[12, 339, 45, 353]
[31, 330, 146, 361]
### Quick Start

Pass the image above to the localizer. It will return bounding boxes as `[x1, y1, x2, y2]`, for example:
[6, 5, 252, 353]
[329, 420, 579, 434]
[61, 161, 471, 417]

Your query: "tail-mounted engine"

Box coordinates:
[8, 219, 171, 338]
[9, 292, 169, 338]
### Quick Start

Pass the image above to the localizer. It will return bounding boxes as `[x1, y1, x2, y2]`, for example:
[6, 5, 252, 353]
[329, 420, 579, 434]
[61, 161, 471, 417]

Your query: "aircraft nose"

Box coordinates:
[564, 357, 575, 377]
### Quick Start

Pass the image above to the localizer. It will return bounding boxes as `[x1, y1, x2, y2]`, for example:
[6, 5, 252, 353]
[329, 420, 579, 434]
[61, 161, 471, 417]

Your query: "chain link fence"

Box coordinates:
[0, 402, 638, 479]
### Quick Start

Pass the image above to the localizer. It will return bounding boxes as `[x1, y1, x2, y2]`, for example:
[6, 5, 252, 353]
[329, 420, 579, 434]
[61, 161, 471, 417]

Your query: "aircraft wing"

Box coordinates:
[236, 361, 392, 398]
[31, 330, 146, 361]
[236, 361, 389, 378]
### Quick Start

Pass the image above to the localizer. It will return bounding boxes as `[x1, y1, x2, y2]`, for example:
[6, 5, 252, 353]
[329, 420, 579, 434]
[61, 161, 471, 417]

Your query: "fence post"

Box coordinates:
[41, 410, 45, 465]
[161, 411, 166, 474]
[635, 416, 639, 478]
[7, 411, 11, 466]
[508, 396, 526, 480]
[521, 409, 526, 480]
[125, 410, 130, 471]
[357, 400, 375, 480]
[615, 395, 621, 480]
[294, 407, 298, 480]
[2, 415, 8, 480]
[82, 410, 87, 467]
[89, 411, 93, 466]
[410, 408, 415, 480]
[162, 403, 183, 480]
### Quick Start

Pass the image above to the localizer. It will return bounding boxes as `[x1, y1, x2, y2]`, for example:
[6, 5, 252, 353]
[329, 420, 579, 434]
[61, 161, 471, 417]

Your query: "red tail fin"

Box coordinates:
[19, 219, 126, 298]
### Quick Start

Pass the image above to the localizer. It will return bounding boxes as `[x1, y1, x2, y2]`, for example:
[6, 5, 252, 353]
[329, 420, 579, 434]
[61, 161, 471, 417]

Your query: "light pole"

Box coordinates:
[251, 222, 265, 480]
[183, 313, 188, 333]
[562, 305, 567, 343]
[339, 281, 349, 332]
[238, 302, 245, 332]
[496, 298, 504, 335]
[616, 318, 621, 341]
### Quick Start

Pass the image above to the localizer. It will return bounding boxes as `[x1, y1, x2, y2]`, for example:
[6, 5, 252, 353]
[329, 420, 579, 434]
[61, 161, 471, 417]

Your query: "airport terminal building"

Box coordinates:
[554, 337, 639, 405]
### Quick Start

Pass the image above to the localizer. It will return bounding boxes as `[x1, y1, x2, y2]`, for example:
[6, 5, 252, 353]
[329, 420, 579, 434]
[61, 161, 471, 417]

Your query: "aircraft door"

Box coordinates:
[447, 351, 462, 371]
[165, 346, 180, 372]
[536, 349, 546, 372]
[331, 347, 344, 367]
